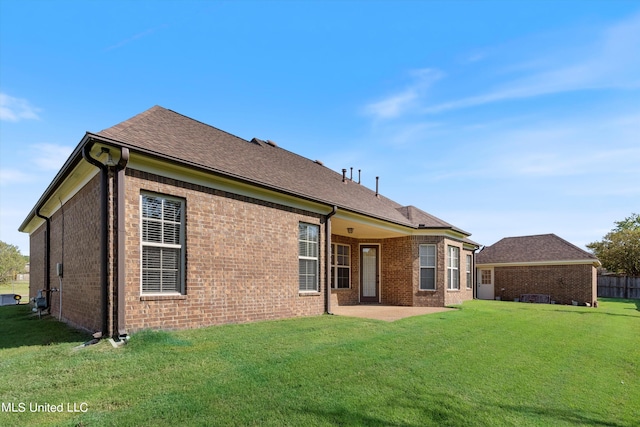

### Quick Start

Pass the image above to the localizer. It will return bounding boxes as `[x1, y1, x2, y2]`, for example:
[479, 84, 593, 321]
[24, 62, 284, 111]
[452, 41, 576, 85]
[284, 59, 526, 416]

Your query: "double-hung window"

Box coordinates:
[419, 244, 436, 290]
[299, 223, 319, 292]
[331, 243, 350, 289]
[141, 193, 185, 294]
[447, 245, 460, 290]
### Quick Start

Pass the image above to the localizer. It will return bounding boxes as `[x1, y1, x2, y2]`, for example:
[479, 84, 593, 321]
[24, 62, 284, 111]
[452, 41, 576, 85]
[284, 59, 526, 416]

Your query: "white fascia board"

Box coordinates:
[20, 162, 100, 234]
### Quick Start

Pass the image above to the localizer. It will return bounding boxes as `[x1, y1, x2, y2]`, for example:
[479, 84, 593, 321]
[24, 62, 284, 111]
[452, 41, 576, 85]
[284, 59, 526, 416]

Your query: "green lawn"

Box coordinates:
[0, 281, 29, 304]
[1, 299, 638, 426]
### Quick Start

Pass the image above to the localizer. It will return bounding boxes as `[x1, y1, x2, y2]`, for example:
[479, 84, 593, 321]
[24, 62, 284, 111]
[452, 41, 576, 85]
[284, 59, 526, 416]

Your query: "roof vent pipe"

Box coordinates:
[342, 169, 347, 183]
[350, 167, 353, 181]
[376, 176, 379, 197]
[358, 169, 361, 184]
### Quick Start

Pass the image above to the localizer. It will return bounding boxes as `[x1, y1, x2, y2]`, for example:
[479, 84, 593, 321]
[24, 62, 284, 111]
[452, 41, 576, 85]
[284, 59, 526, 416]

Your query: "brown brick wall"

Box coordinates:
[330, 235, 360, 306]
[29, 226, 45, 300]
[329, 234, 474, 308]
[412, 237, 474, 307]
[123, 169, 325, 331]
[28, 174, 103, 332]
[412, 236, 445, 307]
[382, 237, 413, 306]
[443, 240, 474, 306]
[494, 264, 596, 305]
[49, 175, 102, 331]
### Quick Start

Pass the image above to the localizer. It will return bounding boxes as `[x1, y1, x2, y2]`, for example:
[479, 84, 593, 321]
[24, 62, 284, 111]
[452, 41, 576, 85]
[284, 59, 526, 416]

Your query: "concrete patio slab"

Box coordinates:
[330, 305, 455, 322]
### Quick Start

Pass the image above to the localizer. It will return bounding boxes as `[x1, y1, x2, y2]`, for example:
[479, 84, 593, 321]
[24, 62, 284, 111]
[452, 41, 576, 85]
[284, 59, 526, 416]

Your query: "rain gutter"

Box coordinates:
[35, 208, 51, 308]
[325, 206, 338, 314]
[82, 141, 109, 336]
[114, 147, 129, 339]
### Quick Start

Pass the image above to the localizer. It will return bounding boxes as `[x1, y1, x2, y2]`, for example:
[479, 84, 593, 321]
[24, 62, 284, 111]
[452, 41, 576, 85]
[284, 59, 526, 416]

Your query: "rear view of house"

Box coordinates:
[476, 234, 600, 305]
[19, 106, 478, 337]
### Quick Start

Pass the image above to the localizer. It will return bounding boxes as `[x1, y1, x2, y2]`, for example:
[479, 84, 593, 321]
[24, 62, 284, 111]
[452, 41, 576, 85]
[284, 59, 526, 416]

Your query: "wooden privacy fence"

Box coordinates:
[597, 275, 640, 299]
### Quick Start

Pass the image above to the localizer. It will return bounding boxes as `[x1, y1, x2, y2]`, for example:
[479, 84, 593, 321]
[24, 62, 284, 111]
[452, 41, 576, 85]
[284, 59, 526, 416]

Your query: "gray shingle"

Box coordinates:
[95, 106, 468, 234]
[477, 234, 598, 264]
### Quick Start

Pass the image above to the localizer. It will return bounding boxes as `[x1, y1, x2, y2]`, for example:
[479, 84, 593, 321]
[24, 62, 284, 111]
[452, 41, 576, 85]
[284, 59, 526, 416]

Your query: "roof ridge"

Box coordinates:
[90, 106, 473, 235]
[160, 106, 251, 145]
[161, 108, 343, 177]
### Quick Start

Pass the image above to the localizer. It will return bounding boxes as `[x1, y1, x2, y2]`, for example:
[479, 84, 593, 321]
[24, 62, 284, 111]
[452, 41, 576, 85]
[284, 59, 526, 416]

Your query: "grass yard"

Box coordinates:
[1, 299, 638, 427]
[0, 281, 29, 304]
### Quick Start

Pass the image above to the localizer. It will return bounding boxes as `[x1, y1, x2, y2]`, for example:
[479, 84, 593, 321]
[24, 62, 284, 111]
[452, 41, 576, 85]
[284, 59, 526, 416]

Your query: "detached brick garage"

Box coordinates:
[19, 106, 478, 338]
[476, 234, 600, 305]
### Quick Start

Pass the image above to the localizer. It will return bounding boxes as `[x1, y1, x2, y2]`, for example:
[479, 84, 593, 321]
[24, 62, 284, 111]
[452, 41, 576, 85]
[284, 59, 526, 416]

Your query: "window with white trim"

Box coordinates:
[299, 223, 319, 292]
[331, 243, 350, 289]
[466, 254, 473, 289]
[141, 193, 185, 294]
[447, 245, 459, 290]
[419, 244, 436, 290]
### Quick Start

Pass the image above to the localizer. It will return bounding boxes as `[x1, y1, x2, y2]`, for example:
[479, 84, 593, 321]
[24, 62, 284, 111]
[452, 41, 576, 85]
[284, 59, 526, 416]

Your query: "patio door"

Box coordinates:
[360, 245, 379, 303]
[477, 268, 494, 300]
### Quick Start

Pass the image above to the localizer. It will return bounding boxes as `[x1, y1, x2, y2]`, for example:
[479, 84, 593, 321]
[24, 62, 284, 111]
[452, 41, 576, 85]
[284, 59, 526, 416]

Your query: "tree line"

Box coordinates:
[0, 241, 28, 284]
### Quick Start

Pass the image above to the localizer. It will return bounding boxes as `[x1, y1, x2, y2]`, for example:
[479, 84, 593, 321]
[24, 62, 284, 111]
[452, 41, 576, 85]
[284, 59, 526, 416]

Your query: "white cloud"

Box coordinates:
[363, 68, 444, 120]
[364, 90, 418, 120]
[0, 93, 41, 121]
[105, 24, 169, 51]
[423, 12, 640, 114]
[362, 13, 640, 118]
[30, 143, 74, 171]
[0, 169, 34, 185]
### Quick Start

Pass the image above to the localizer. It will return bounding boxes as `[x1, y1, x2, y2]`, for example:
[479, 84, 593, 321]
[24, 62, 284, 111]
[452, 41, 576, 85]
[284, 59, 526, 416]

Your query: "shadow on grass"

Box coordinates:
[495, 403, 627, 427]
[0, 304, 91, 350]
[554, 309, 640, 319]
[300, 396, 628, 427]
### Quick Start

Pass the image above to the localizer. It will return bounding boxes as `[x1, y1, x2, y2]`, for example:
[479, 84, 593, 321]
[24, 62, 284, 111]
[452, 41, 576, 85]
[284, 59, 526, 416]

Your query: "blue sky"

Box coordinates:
[1, 0, 639, 254]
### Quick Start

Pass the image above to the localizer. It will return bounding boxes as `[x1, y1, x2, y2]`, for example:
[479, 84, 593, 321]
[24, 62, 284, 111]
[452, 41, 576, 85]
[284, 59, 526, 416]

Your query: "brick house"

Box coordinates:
[475, 234, 600, 305]
[19, 106, 478, 337]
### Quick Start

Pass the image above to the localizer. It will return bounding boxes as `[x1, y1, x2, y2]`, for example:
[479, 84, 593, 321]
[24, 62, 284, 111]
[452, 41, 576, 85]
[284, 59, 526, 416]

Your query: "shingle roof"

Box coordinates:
[396, 205, 458, 229]
[476, 234, 599, 264]
[94, 106, 467, 234]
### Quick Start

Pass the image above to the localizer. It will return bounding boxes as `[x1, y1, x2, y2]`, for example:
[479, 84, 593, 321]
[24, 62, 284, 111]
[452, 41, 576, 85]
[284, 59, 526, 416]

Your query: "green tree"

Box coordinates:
[0, 241, 25, 284]
[587, 213, 640, 276]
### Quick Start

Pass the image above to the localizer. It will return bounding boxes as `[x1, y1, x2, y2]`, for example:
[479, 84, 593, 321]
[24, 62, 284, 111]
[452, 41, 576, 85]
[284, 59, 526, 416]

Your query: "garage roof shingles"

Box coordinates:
[477, 234, 599, 264]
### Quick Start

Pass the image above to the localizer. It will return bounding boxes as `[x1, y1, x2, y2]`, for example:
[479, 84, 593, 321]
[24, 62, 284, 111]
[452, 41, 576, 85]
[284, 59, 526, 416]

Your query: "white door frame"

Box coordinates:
[477, 267, 494, 300]
[359, 243, 381, 303]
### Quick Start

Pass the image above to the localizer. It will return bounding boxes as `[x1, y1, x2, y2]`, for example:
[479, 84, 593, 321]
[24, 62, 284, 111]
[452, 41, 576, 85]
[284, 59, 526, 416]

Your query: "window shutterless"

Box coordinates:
[419, 244, 436, 290]
[298, 223, 319, 292]
[447, 245, 460, 290]
[331, 243, 351, 289]
[141, 193, 185, 294]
